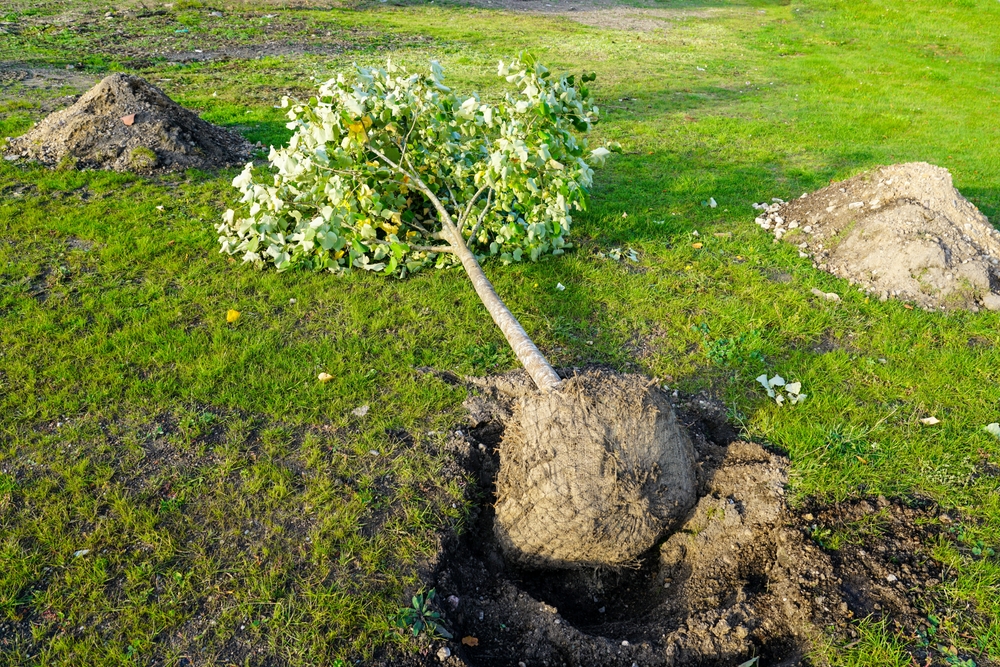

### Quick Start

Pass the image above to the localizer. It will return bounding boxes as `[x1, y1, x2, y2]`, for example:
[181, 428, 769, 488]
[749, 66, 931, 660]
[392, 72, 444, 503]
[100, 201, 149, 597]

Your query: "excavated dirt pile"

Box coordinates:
[394, 372, 972, 667]
[4, 73, 252, 173]
[490, 370, 697, 569]
[755, 162, 1000, 311]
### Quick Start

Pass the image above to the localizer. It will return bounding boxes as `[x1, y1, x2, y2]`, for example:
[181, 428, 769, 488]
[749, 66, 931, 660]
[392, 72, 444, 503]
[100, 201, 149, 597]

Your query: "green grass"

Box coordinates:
[2, 0, 1000, 664]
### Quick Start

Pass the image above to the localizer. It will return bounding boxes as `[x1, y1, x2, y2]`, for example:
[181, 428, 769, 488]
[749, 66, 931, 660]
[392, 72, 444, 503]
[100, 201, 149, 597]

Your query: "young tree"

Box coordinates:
[218, 58, 697, 569]
[218, 55, 611, 393]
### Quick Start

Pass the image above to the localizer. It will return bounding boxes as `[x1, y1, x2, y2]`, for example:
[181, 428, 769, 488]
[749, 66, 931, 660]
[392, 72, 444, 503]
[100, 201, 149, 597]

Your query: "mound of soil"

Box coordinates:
[755, 162, 1000, 311]
[491, 371, 697, 569]
[4, 73, 252, 173]
[386, 375, 978, 667]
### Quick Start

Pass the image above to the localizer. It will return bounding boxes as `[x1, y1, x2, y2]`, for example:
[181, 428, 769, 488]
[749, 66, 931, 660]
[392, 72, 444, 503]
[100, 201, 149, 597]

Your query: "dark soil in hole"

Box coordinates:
[375, 372, 984, 667]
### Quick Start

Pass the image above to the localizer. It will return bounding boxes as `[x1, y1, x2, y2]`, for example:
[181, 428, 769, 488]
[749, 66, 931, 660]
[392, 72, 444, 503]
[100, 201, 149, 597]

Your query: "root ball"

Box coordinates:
[494, 370, 697, 568]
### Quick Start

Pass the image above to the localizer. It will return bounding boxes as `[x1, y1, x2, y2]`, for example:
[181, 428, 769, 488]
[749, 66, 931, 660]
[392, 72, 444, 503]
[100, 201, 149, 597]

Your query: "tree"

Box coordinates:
[218, 57, 697, 569]
[217, 55, 612, 393]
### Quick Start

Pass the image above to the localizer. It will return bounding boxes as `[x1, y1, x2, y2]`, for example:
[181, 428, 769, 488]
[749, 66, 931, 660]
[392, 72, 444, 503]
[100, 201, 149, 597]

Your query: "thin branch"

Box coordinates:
[398, 109, 421, 161]
[444, 181, 459, 216]
[372, 238, 453, 254]
[467, 188, 493, 249]
[370, 147, 459, 239]
[457, 182, 490, 228]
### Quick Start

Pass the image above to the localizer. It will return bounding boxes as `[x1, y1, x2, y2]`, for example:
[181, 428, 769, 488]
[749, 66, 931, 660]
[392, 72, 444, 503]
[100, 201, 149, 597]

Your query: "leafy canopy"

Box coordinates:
[217, 55, 613, 276]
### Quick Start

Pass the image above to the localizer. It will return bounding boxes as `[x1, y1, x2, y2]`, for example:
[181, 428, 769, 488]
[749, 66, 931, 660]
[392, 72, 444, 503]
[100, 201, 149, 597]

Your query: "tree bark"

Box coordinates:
[442, 226, 563, 394]
[369, 146, 563, 393]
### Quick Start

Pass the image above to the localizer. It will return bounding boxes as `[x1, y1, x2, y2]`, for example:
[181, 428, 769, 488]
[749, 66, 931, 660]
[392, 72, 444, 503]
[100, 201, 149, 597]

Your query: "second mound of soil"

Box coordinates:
[4, 73, 252, 173]
[756, 162, 1000, 311]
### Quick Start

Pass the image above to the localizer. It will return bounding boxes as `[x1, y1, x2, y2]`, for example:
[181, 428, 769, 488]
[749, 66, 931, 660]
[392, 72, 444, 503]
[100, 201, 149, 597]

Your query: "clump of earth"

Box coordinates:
[4, 73, 252, 173]
[755, 162, 1000, 312]
[489, 370, 697, 569]
[386, 370, 967, 667]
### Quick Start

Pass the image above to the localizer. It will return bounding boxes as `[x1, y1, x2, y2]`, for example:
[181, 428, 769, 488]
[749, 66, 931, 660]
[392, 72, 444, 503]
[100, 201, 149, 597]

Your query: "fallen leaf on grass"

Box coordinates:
[352, 404, 370, 417]
[810, 288, 840, 302]
[461, 636, 479, 647]
[226, 309, 240, 323]
[556, 282, 566, 291]
[904, 304, 914, 310]
[984, 423, 1000, 438]
[691, 242, 703, 249]
[317, 372, 333, 383]
[73, 549, 90, 558]
[920, 416, 941, 425]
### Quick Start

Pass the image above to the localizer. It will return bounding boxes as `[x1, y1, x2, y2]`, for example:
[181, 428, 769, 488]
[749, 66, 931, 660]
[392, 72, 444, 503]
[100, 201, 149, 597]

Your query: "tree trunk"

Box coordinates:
[368, 146, 562, 393]
[443, 227, 563, 393]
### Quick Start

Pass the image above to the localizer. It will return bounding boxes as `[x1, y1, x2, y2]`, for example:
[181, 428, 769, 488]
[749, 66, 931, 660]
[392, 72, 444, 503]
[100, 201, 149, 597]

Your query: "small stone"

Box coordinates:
[983, 293, 1000, 311]
[886, 574, 898, 582]
[437, 647, 451, 661]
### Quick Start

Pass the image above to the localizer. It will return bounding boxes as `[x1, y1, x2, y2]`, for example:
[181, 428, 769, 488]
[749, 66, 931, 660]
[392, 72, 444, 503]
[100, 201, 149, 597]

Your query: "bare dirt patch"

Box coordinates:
[4, 72, 252, 172]
[756, 162, 1000, 312]
[379, 373, 978, 667]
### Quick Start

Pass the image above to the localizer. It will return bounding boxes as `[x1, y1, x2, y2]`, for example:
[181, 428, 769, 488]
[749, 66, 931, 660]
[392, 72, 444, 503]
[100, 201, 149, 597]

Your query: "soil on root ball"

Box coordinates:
[493, 370, 698, 570]
[378, 371, 976, 667]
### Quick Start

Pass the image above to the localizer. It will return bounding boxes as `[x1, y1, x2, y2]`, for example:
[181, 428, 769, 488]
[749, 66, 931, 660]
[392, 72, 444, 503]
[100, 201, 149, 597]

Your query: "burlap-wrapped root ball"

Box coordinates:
[494, 371, 697, 569]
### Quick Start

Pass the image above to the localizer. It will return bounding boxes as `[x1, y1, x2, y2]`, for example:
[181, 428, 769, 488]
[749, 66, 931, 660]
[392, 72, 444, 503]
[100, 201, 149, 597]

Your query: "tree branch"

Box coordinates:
[467, 187, 493, 248]
[457, 182, 490, 228]
[369, 147, 459, 238]
[373, 238, 452, 254]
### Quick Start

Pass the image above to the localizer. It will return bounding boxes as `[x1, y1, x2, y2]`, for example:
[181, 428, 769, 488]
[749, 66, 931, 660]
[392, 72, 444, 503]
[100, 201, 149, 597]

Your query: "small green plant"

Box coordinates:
[691, 323, 765, 367]
[463, 341, 512, 371]
[808, 524, 836, 550]
[128, 146, 158, 170]
[55, 154, 78, 172]
[393, 589, 452, 639]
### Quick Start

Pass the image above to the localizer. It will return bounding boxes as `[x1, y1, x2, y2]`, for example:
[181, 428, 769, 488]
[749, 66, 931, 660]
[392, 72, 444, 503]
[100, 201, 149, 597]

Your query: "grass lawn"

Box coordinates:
[2, 0, 1000, 664]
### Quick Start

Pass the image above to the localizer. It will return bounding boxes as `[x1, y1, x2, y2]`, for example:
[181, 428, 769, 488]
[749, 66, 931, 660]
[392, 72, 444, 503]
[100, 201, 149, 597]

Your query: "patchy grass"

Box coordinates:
[1, 0, 1000, 664]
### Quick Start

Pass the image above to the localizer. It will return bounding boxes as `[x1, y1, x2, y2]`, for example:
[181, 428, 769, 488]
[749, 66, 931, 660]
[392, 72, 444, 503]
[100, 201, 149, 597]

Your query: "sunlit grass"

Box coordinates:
[1, 0, 999, 664]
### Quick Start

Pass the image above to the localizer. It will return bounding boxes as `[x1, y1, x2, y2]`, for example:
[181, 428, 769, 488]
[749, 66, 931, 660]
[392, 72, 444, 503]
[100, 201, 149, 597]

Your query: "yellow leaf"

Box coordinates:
[691, 242, 703, 249]
[334, 250, 345, 259]
[318, 372, 334, 383]
[461, 636, 479, 647]
[226, 309, 241, 323]
[361, 115, 373, 129]
[348, 122, 364, 134]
